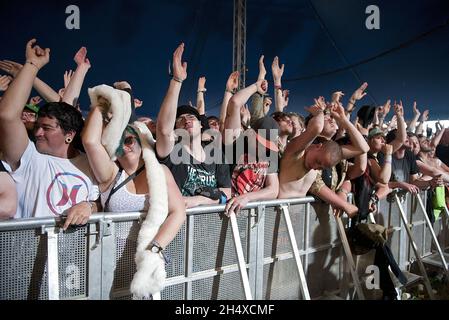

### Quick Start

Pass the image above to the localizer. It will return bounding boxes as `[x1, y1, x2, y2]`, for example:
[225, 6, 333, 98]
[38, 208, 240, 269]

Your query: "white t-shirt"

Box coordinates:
[3, 141, 99, 219]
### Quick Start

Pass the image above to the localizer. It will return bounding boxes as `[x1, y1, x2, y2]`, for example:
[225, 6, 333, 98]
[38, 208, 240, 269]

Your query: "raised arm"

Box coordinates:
[156, 43, 187, 159]
[390, 101, 407, 152]
[223, 79, 267, 145]
[62, 47, 91, 106]
[346, 82, 368, 117]
[331, 102, 369, 159]
[196, 76, 206, 115]
[369, 144, 393, 184]
[407, 101, 421, 133]
[81, 107, 118, 191]
[284, 99, 325, 156]
[218, 71, 239, 131]
[0, 59, 60, 102]
[0, 75, 12, 92]
[431, 125, 445, 149]
[0, 39, 49, 169]
[415, 109, 429, 136]
[271, 56, 287, 112]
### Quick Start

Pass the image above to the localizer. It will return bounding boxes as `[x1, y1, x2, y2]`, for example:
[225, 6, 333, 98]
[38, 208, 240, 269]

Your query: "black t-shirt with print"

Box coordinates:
[157, 143, 231, 197]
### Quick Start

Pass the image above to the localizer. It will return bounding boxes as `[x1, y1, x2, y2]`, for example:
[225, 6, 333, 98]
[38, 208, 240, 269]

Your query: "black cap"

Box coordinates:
[176, 105, 200, 120]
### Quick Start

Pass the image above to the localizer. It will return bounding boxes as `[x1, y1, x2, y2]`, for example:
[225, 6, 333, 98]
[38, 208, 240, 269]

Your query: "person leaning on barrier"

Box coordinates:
[0, 39, 100, 229]
[222, 77, 279, 216]
[378, 102, 443, 193]
[155, 43, 231, 208]
[308, 100, 370, 218]
[278, 97, 343, 199]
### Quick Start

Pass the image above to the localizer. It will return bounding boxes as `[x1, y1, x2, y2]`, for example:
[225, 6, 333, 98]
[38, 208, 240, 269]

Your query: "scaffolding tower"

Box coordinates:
[233, 0, 246, 89]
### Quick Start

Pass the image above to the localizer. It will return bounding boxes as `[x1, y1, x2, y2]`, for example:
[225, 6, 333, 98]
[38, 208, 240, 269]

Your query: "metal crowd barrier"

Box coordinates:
[1, 192, 447, 300]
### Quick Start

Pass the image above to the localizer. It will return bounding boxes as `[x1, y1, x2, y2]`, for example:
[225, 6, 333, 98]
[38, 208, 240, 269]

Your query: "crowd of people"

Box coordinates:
[1, 39, 449, 299]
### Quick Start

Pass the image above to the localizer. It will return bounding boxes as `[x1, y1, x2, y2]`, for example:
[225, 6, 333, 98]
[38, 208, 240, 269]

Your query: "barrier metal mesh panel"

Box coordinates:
[112, 220, 186, 299]
[57, 227, 88, 299]
[192, 211, 248, 273]
[0, 229, 48, 300]
[192, 271, 245, 300]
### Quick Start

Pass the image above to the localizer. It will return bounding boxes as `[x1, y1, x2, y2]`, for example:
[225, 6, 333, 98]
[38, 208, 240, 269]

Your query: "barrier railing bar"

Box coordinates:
[229, 212, 253, 300]
[45, 227, 60, 300]
[395, 194, 435, 300]
[415, 194, 449, 276]
[279, 205, 310, 300]
[184, 215, 194, 300]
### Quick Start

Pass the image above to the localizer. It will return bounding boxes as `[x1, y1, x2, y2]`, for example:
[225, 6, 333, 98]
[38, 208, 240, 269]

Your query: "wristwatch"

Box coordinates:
[149, 240, 164, 254]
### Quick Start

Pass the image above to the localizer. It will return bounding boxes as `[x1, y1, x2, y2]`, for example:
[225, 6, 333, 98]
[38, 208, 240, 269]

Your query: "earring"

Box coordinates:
[65, 137, 73, 144]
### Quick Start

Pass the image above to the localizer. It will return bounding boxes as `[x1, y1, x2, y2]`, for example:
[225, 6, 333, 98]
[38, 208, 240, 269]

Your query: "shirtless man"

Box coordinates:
[278, 99, 343, 198]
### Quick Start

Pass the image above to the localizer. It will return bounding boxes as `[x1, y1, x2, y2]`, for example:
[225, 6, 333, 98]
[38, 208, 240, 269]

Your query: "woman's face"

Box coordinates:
[369, 134, 385, 152]
[117, 132, 141, 164]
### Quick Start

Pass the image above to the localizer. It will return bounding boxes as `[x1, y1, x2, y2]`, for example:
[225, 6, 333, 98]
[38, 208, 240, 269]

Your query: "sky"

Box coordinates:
[0, 0, 448, 120]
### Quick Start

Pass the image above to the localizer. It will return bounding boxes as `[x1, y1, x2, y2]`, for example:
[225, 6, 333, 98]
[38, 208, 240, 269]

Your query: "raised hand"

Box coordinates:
[382, 99, 391, 117]
[29, 95, 42, 106]
[381, 143, 393, 156]
[305, 96, 326, 116]
[331, 91, 344, 104]
[134, 98, 143, 108]
[350, 82, 368, 102]
[271, 56, 284, 82]
[25, 39, 50, 70]
[0, 60, 23, 78]
[0, 75, 12, 91]
[393, 101, 404, 118]
[258, 55, 266, 80]
[226, 71, 239, 92]
[421, 109, 429, 122]
[172, 43, 187, 82]
[64, 70, 74, 88]
[256, 79, 268, 95]
[198, 76, 206, 91]
[412, 101, 420, 117]
[74, 47, 91, 69]
[330, 102, 347, 124]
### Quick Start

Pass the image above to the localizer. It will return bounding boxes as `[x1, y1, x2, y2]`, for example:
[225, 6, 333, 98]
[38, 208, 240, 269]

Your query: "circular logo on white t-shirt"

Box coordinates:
[46, 172, 90, 216]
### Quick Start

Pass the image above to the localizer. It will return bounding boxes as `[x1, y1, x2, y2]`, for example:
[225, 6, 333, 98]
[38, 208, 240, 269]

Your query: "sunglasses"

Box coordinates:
[124, 136, 136, 146]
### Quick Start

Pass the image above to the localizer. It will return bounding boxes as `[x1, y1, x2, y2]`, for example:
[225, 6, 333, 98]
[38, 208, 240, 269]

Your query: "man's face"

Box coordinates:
[322, 114, 338, 138]
[34, 116, 69, 155]
[409, 136, 420, 155]
[305, 145, 335, 170]
[208, 118, 219, 131]
[275, 115, 293, 136]
[175, 114, 201, 138]
[420, 138, 432, 153]
[368, 134, 385, 152]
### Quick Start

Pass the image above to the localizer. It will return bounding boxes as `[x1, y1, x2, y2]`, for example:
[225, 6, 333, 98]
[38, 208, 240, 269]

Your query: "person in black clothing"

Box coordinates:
[155, 43, 231, 208]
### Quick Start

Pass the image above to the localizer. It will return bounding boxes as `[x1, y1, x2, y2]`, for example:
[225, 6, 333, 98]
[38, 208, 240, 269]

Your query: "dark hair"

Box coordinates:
[207, 115, 219, 122]
[38, 102, 85, 150]
[356, 105, 376, 129]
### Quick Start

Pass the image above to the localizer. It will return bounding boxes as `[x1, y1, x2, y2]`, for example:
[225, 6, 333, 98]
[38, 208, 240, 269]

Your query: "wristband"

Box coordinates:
[219, 191, 228, 205]
[26, 60, 39, 70]
[225, 89, 235, 94]
[172, 76, 184, 83]
[197, 89, 207, 93]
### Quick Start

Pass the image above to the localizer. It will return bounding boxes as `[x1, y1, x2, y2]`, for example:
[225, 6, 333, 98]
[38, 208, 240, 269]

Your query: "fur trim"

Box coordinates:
[130, 121, 169, 298]
[88, 84, 132, 161]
